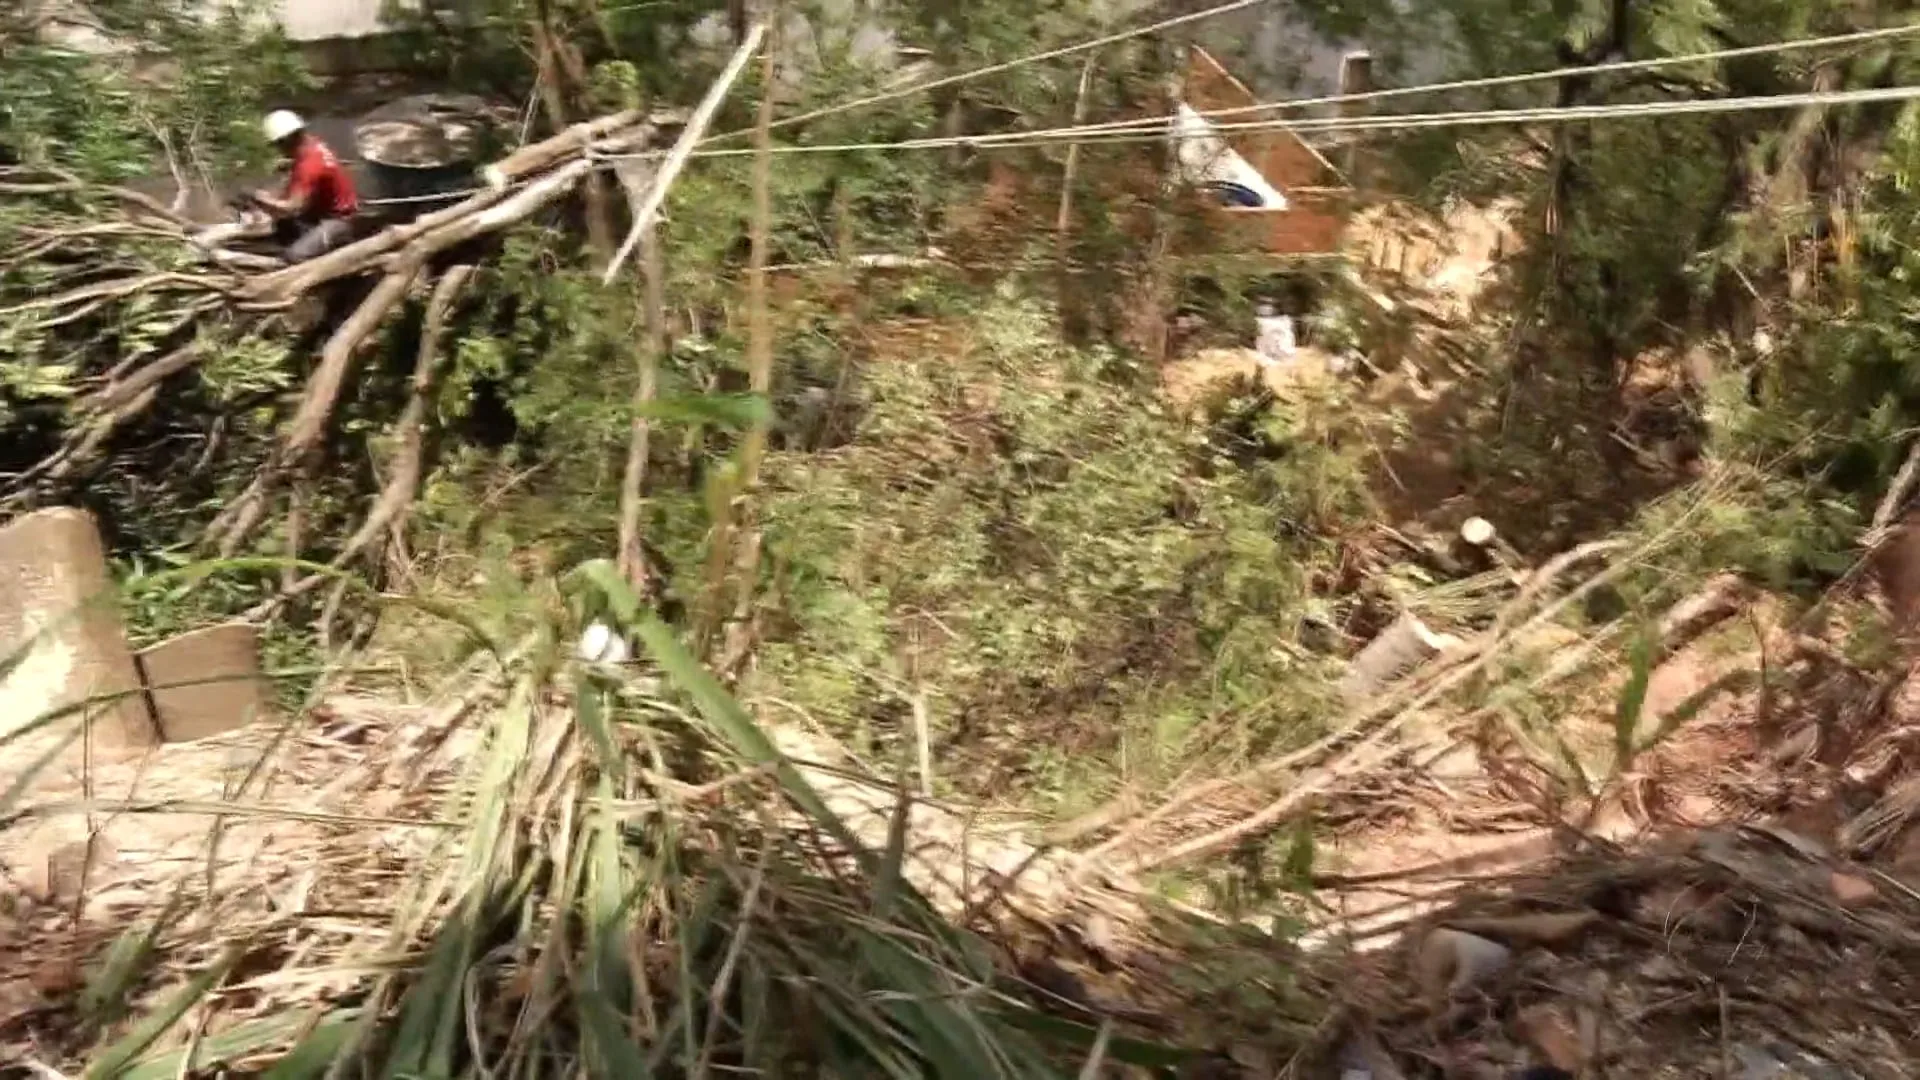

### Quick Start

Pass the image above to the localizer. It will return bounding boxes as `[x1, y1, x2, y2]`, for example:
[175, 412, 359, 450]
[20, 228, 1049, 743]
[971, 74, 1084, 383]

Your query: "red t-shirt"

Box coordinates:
[284, 136, 359, 221]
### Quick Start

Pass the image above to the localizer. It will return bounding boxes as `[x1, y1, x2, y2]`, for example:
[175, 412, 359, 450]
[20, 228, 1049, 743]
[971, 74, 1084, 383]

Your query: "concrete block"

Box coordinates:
[0, 508, 155, 751]
[136, 622, 271, 742]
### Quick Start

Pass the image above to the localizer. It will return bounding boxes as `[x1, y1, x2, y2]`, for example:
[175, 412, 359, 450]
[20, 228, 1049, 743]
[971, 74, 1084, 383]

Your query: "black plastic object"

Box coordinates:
[1205, 179, 1269, 208]
[353, 94, 503, 218]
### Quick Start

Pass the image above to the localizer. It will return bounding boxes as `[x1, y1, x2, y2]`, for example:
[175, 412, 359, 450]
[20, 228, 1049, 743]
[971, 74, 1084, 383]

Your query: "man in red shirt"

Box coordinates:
[251, 110, 360, 264]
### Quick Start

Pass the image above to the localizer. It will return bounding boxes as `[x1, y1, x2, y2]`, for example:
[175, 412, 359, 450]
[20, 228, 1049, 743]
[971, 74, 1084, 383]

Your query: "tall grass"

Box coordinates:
[2, 560, 1191, 1078]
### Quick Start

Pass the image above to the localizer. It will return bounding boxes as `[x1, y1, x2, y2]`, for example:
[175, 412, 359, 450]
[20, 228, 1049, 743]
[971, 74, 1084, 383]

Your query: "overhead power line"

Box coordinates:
[705, 11, 1920, 151]
[1037, 22, 1920, 145]
[699, 0, 1269, 144]
[364, 81, 1920, 206]
[361, 21, 1920, 206]
[655, 83, 1920, 160]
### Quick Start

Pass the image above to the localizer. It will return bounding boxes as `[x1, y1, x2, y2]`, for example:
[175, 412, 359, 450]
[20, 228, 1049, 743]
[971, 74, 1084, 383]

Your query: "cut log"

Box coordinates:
[1340, 611, 1462, 705]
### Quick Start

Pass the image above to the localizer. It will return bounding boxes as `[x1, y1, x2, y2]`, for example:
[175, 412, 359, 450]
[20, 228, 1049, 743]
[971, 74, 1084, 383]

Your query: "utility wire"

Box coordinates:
[360, 23, 1920, 205]
[698, 0, 1270, 144]
[685, 22, 1920, 159]
[625, 83, 1920, 160]
[362, 81, 1920, 204]
[1016, 21, 1920, 145]
[700, 8, 1919, 148]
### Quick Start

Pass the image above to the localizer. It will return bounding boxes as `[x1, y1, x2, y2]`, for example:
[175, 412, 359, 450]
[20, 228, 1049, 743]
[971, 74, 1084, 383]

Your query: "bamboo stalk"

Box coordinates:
[618, 229, 666, 589]
[718, 16, 782, 673]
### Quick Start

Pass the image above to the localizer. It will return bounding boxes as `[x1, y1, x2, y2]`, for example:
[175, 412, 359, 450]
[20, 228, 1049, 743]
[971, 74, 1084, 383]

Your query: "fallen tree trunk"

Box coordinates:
[256, 265, 479, 616]
[214, 162, 598, 554]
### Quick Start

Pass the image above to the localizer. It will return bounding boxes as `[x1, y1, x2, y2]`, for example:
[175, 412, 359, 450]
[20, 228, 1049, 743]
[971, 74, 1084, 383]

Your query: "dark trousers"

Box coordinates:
[273, 217, 354, 263]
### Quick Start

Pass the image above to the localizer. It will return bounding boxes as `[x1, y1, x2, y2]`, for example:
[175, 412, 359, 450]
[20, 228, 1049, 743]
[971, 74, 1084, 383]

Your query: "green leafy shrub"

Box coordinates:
[750, 291, 1371, 814]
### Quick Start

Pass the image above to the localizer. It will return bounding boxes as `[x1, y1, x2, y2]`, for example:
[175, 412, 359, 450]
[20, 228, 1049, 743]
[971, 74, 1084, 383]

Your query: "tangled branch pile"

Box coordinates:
[0, 108, 660, 567]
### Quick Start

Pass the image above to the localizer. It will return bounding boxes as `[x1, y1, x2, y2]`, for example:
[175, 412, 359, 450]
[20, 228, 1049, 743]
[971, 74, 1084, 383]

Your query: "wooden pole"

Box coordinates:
[604, 22, 769, 284]
[1140, 38, 1190, 366]
[1338, 51, 1372, 183]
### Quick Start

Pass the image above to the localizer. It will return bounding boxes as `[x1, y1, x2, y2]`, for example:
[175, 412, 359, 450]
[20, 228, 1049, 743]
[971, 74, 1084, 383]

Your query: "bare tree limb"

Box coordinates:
[340, 265, 476, 563]
[211, 260, 426, 554]
[1871, 435, 1920, 542]
[258, 266, 478, 616]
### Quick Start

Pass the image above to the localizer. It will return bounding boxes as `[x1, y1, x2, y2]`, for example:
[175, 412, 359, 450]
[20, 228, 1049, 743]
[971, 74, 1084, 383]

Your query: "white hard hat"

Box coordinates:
[262, 110, 305, 143]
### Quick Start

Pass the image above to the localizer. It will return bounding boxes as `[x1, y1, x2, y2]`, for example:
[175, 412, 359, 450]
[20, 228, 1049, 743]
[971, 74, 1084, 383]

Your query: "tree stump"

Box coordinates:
[1340, 610, 1460, 705]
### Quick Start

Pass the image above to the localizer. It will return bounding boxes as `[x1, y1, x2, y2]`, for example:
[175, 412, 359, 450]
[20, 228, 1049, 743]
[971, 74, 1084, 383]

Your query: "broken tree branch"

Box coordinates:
[256, 265, 479, 617]
[211, 260, 427, 554]
[603, 20, 769, 284]
[1871, 435, 1920, 542]
[0, 166, 195, 227]
[28, 341, 203, 485]
[489, 109, 645, 182]
[208, 160, 596, 553]
[1117, 506, 1711, 875]
[339, 265, 476, 565]
[1074, 490, 1721, 874]
[246, 141, 605, 304]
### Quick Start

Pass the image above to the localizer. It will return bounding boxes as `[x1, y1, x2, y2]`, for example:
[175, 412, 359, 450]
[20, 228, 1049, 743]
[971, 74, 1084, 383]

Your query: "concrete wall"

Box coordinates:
[272, 0, 389, 42]
[137, 623, 272, 741]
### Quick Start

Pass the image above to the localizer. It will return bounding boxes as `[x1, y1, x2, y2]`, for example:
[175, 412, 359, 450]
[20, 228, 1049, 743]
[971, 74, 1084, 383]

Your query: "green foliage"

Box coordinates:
[750, 291, 1368, 813]
[1710, 107, 1920, 515]
[1, 0, 313, 180]
[377, 0, 736, 99]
